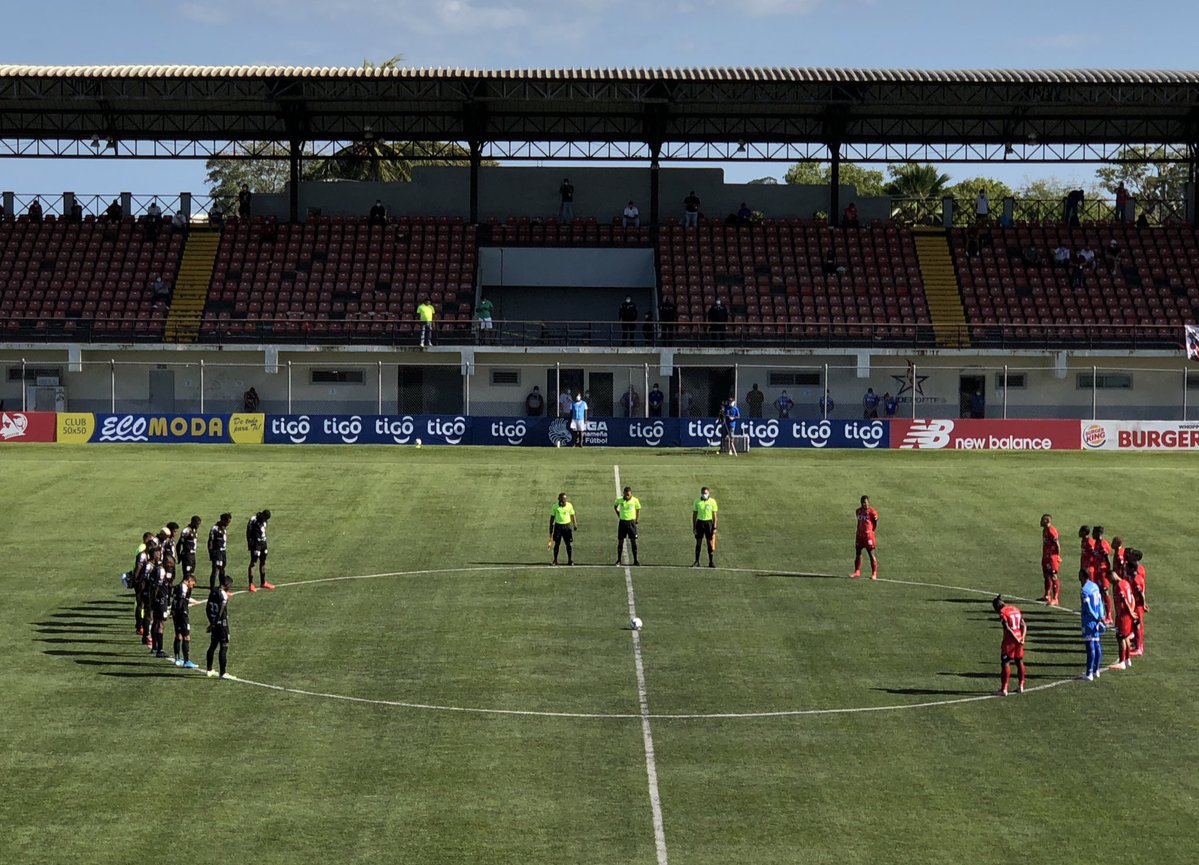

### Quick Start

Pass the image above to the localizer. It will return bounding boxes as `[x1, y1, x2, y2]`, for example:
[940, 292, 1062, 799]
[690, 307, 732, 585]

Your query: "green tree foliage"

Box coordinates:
[946, 176, 1013, 224]
[206, 143, 315, 212]
[784, 162, 887, 197]
[884, 163, 952, 224]
[1096, 146, 1190, 224]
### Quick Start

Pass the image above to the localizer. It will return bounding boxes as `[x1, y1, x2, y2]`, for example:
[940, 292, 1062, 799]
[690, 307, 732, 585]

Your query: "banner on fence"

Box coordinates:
[890, 419, 1080, 450]
[1081, 420, 1199, 451]
[0, 411, 57, 443]
[54, 413, 247, 443]
[265, 414, 472, 445]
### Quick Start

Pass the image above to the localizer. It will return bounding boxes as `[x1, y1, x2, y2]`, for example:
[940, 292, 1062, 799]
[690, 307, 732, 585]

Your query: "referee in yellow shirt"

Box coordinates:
[692, 486, 718, 568]
[549, 492, 577, 566]
[613, 486, 641, 566]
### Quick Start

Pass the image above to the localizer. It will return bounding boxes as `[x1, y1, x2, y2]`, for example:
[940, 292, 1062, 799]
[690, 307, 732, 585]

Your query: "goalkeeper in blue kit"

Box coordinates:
[1079, 567, 1107, 680]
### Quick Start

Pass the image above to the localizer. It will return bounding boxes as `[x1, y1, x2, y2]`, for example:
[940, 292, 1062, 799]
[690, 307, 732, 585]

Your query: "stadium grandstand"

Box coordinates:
[1, 65, 1197, 419]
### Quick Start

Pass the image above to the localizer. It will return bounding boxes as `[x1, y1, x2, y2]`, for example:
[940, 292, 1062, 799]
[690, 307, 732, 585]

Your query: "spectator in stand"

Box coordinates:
[237, 184, 252, 219]
[736, 202, 753, 225]
[642, 312, 656, 345]
[172, 210, 188, 237]
[975, 188, 990, 223]
[208, 206, 225, 231]
[558, 178, 574, 222]
[618, 295, 638, 346]
[417, 296, 436, 348]
[1136, 212, 1150, 228]
[0, 202, 6, 221]
[1104, 238, 1122, 271]
[707, 297, 729, 346]
[67, 201, 83, 223]
[1079, 246, 1096, 271]
[26, 197, 43, 222]
[475, 295, 494, 343]
[883, 391, 899, 417]
[152, 275, 171, 306]
[104, 198, 123, 221]
[1070, 255, 1087, 290]
[823, 249, 846, 276]
[623, 200, 641, 229]
[775, 390, 794, 419]
[862, 387, 880, 419]
[682, 190, 701, 228]
[243, 387, 260, 412]
[820, 390, 835, 418]
[658, 295, 677, 343]
[525, 386, 545, 417]
[745, 383, 764, 418]
[1053, 244, 1071, 266]
[1115, 183, 1130, 222]
[970, 389, 985, 419]
[842, 202, 859, 228]
[620, 386, 641, 418]
[368, 199, 387, 226]
[145, 200, 162, 240]
[648, 383, 664, 417]
[1022, 244, 1042, 266]
[1065, 189, 1084, 226]
[558, 389, 573, 419]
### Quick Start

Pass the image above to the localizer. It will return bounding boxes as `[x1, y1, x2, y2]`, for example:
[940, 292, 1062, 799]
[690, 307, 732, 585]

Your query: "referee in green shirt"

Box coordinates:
[692, 486, 718, 568]
[549, 492, 578, 566]
[613, 486, 642, 566]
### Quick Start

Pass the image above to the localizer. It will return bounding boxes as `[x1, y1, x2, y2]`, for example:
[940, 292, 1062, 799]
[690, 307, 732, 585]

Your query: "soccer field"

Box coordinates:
[1, 445, 1197, 865]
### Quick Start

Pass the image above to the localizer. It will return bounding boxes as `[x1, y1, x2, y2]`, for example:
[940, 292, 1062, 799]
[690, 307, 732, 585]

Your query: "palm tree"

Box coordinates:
[885, 163, 952, 225]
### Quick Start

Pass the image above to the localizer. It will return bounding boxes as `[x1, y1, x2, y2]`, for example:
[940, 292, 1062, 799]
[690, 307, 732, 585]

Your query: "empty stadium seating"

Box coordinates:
[953, 224, 1199, 345]
[487, 216, 650, 247]
[199, 216, 477, 341]
[656, 220, 931, 344]
[0, 216, 182, 340]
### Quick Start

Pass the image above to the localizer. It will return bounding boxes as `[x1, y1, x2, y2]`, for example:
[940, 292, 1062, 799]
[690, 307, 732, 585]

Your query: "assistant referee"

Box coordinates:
[549, 492, 578, 566]
[692, 486, 718, 568]
[613, 486, 642, 566]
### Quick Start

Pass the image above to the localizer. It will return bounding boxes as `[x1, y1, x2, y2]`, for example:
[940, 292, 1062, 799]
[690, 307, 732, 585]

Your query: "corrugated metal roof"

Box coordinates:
[1, 65, 1198, 84]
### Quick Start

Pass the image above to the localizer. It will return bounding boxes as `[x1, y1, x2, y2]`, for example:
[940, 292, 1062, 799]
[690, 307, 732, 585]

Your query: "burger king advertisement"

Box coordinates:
[1081, 420, 1199, 451]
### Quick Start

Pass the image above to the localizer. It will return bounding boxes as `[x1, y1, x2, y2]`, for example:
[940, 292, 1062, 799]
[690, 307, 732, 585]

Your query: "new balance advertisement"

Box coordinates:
[1081, 420, 1199, 451]
[891, 419, 1081, 450]
[0, 411, 57, 443]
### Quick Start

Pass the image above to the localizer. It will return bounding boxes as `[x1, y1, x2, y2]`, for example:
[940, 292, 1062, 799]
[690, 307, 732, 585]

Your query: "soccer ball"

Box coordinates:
[629, 616, 643, 631]
[414, 437, 422, 448]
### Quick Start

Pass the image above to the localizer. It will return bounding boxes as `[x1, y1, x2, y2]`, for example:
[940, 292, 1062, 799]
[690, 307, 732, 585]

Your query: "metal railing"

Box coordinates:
[2, 192, 219, 220]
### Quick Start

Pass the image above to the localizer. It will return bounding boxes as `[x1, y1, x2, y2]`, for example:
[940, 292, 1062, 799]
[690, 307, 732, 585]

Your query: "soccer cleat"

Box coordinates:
[135, 626, 144, 636]
[206, 669, 217, 678]
[613, 559, 623, 566]
[247, 583, 258, 593]
[1084, 673, 1094, 681]
[261, 581, 275, 590]
[220, 673, 237, 680]
[850, 571, 861, 578]
[155, 650, 168, 659]
[182, 661, 198, 669]
[1131, 648, 1144, 657]
[1017, 684, 1025, 694]
[992, 689, 1007, 697]
[174, 658, 184, 667]
[1037, 595, 1049, 602]
[552, 560, 558, 566]
[870, 574, 878, 581]
[708, 562, 715, 568]
[633, 561, 641, 567]
[692, 560, 701, 568]
[568, 561, 574, 566]
[142, 636, 151, 646]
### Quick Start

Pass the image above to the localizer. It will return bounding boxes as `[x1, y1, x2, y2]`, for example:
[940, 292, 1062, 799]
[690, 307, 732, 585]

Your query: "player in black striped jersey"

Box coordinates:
[245, 509, 274, 592]
[208, 512, 231, 589]
[171, 572, 198, 668]
[176, 516, 202, 582]
[130, 532, 155, 636]
[205, 576, 234, 679]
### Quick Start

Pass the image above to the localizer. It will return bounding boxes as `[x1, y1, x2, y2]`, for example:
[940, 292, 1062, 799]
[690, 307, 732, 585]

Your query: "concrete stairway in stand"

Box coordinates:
[912, 228, 971, 348]
[164, 230, 220, 343]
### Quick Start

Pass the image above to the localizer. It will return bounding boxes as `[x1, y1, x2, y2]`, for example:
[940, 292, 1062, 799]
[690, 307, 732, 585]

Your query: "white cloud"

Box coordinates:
[178, 2, 232, 25]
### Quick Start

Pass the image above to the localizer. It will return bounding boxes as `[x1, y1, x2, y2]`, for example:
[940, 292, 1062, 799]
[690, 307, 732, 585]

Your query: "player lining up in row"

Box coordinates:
[546, 486, 720, 568]
[123, 509, 275, 679]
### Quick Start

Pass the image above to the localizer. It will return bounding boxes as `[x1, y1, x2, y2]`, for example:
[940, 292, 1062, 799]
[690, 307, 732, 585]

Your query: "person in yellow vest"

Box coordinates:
[548, 492, 578, 566]
[692, 486, 719, 568]
[613, 486, 642, 566]
[416, 296, 436, 348]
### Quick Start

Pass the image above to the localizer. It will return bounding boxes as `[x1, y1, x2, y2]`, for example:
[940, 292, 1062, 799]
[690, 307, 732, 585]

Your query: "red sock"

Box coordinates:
[1051, 577, 1060, 602]
[1001, 666, 1011, 692]
[853, 554, 861, 572]
[1017, 662, 1026, 689]
[1043, 575, 1052, 598]
[871, 558, 878, 577]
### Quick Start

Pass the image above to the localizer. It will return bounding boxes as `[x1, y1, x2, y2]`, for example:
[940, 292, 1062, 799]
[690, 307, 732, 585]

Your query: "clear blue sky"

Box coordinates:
[3, 0, 1196, 198]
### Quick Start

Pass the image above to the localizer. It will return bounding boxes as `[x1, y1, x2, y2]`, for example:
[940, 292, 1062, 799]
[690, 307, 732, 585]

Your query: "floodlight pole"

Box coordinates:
[1184, 366, 1189, 421]
[822, 363, 829, 419]
[1002, 364, 1008, 419]
[377, 361, 383, 414]
[287, 362, 293, 413]
[734, 363, 739, 409]
[20, 358, 26, 411]
[1091, 365, 1098, 420]
[110, 359, 116, 412]
[644, 363, 650, 418]
[555, 362, 561, 413]
[200, 359, 205, 414]
[911, 362, 918, 420]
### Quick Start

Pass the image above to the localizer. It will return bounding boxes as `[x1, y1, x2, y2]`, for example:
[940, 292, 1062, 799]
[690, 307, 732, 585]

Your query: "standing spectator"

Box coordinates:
[243, 387, 260, 413]
[842, 202, 859, 228]
[475, 295, 494, 344]
[774, 390, 794, 419]
[1065, 188, 1084, 226]
[525, 386, 545, 417]
[145, 200, 162, 240]
[862, 387, 880, 419]
[1070, 256, 1087, 291]
[417, 296, 436, 348]
[237, 184, 252, 219]
[570, 393, 588, 448]
[1104, 239, 1122, 272]
[719, 398, 741, 455]
[820, 390, 835, 418]
[208, 206, 225, 231]
[171, 210, 188, 237]
[736, 202, 753, 224]
[368, 199, 387, 225]
[620, 385, 641, 418]
[883, 391, 898, 418]
[558, 178, 574, 222]
[745, 383, 764, 418]
[1115, 182, 1130, 222]
[970, 389, 985, 419]
[682, 190, 701, 228]
[623, 200, 641, 228]
[618, 295, 638, 346]
[658, 295, 677, 343]
[707, 297, 729, 346]
[648, 383, 664, 417]
[642, 312, 656, 345]
[27, 197, 43, 222]
[974, 188, 989, 223]
[68, 201, 83, 223]
[105, 198, 123, 221]
[1053, 244, 1071, 266]
[558, 389, 573, 419]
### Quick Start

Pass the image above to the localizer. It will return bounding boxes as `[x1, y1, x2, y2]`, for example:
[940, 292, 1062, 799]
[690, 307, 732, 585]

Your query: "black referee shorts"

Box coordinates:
[694, 521, 715, 540]
[553, 524, 574, 543]
[617, 520, 638, 541]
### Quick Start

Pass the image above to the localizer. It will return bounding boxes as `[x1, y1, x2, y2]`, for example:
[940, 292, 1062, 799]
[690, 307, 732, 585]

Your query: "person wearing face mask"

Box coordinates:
[692, 486, 719, 568]
[618, 295, 639, 346]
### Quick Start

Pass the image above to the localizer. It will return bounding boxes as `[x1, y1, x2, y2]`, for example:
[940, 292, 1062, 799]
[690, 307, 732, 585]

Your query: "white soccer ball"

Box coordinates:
[414, 437, 422, 448]
[629, 616, 643, 631]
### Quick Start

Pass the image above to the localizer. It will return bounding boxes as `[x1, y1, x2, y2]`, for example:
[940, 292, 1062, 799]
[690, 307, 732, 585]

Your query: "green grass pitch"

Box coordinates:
[1, 444, 1197, 864]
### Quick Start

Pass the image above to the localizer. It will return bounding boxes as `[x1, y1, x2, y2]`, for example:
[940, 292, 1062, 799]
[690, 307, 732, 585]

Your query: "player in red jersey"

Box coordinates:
[1111, 536, 1126, 586]
[992, 595, 1027, 696]
[850, 495, 879, 580]
[1078, 525, 1095, 582]
[1109, 565, 1139, 670]
[1091, 526, 1113, 625]
[1125, 548, 1148, 656]
[1039, 514, 1061, 605]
